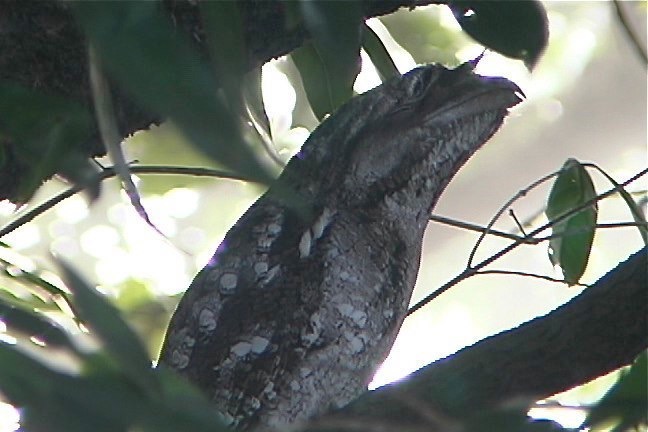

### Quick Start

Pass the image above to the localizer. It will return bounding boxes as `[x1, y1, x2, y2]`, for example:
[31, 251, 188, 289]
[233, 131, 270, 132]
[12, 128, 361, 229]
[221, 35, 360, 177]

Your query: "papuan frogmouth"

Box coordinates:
[159, 61, 523, 431]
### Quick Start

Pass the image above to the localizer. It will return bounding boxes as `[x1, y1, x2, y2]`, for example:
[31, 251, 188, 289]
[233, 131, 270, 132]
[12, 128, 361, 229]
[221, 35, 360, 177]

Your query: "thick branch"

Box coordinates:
[302, 247, 648, 430]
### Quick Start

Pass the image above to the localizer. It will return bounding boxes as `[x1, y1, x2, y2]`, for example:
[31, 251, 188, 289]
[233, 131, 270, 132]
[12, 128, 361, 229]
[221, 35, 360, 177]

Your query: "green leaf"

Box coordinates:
[0, 341, 61, 406]
[0, 343, 143, 432]
[57, 155, 103, 202]
[137, 368, 230, 432]
[546, 159, 598, 285]
[0, 288, 54, 312]
[448, 0, 548, 69]
[0, 256, 70, 300]
[584, 351, 647, 431]
[26, 356, 145, 432]
[70, 2, 272, 185]
[291, 43, 334, 120]
[362, 23, 400, 81]
[291, 2, 363, 119]
[57, 259, 158, 395]
[0, 299, 80, 354]
[0, 341, 145, 432]
[0, 81, 95, 203]
[200, 2, 246, 101]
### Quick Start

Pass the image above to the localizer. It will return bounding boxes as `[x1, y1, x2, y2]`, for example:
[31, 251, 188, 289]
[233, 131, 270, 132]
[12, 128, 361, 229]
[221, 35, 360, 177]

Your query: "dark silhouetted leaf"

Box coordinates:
[584, 351, 647, 431]
[0, 256, 70, 301]
[0, 81, 95, 203]
[139, 367, 230, 432]
[291, 43, 336, 120]
[57, 155, 102, 202]
[546, 159, 598, 285]
[292, 2, 363, 119]
[362, 23, 400, 81]
[57, 259, 158, 395]
[0, 299, 79, 353]
[199, 5, 278, 166]
[26, 355, 144, 432]
[0, 341, 153, 432]
[449, 0, 548, 69]
[200, 2, 246, 101]
[0, 341, 62, 407]
[71, 2, 272, 185]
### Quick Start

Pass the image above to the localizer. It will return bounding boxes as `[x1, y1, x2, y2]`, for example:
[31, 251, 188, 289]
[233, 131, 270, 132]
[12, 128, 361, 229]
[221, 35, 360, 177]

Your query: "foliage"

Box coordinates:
[0, 2, 645, 432]
[0, 262, 229, 432]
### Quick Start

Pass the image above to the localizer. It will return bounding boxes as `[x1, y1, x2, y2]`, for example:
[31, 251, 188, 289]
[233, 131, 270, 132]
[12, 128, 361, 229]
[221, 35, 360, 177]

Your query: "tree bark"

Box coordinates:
[299, 247, 648, 431]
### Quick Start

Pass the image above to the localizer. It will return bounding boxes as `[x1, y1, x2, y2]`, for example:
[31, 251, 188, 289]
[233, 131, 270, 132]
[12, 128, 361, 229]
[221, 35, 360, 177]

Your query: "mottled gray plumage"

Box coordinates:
[159, 62, 522, 431]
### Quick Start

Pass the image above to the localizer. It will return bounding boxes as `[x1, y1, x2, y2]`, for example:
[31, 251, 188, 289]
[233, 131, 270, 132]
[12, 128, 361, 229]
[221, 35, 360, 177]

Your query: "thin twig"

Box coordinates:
[475, 269, 589, 287]
[508, 209, 528, 237]
[535, 221, 648, 241]
[429, 215, 644, 243]
[0, 166, 251, 239]
[428, 214, 536, 243]
[408, 167, 648, 316]
[612, 0, 648, 67]
[467, 170, 560, 267]
[520, 188, 647, 230]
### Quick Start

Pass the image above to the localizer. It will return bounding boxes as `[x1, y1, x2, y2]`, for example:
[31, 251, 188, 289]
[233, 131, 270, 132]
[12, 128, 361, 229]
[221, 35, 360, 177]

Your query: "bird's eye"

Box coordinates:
[408, 67, 439, 100]
[410, 74, 428, 97]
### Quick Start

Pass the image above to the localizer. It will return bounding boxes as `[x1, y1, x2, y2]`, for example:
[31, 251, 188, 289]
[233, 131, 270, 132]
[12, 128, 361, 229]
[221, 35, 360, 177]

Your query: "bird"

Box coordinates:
[158, 61, 522, 431]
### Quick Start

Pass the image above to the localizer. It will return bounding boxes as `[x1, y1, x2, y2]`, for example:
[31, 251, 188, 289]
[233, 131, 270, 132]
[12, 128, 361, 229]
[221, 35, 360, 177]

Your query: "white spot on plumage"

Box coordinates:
[267, 223, 282, 235]
[231, 341, 252, 357]
[301, 312, 323, 346]
[171, 350, 190, 369]
[219, 273, 238, 293]
[311, 208, 333, 239]
[251, 336, 270, 354]
[345, 333, 365, 354]
[198, 308, 217, 332]
[254, 261, 269, 275]
[183, 336, 195, 348]
[262, 265, 280, 285]
[351, 310, 368, 328]
[290, 380, 301, 391]
[337, 303, 354, 317]
[299, 230, 312, 258]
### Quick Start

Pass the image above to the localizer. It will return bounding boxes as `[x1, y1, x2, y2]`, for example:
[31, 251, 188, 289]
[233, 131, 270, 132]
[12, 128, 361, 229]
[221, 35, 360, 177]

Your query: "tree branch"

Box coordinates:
[301, 247, 648, 430]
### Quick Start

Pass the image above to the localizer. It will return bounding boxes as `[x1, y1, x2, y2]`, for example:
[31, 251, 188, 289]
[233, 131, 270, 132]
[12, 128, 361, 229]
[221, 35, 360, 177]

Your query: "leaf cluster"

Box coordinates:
[0, 0, 548, 203]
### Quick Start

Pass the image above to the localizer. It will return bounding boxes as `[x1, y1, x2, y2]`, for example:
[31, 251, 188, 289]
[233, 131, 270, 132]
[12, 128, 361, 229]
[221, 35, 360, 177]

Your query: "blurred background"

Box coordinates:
[0, 2, 645, 429]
